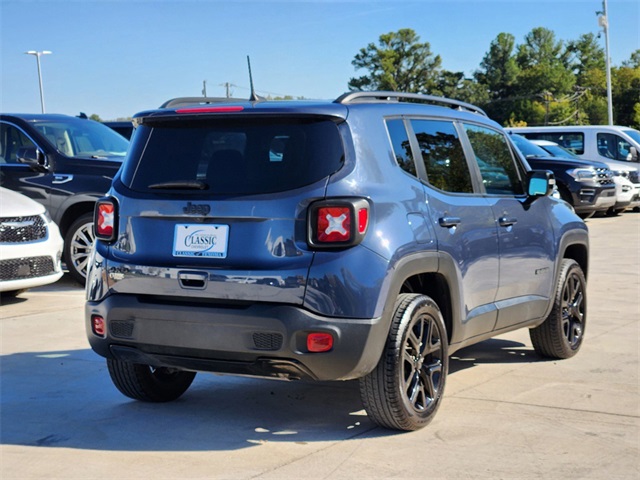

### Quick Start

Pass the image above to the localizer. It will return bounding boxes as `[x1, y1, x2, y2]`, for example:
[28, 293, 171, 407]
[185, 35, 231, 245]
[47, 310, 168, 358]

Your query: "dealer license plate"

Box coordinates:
[173, 224, 229, 258]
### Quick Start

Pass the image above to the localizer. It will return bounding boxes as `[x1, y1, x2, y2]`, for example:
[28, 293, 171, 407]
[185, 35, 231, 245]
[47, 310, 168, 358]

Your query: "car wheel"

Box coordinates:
[359, 293, 448, 431]
[64, 213, 94, 285]
[107, 359, 196, 402]
[605, 207, 624, 216]
[0, 289, 27, 299]
[530, 258, 586, 359]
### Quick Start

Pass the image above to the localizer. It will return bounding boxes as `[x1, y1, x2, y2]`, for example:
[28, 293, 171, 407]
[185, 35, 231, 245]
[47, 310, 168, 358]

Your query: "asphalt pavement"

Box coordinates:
[1, 212, 638, 479]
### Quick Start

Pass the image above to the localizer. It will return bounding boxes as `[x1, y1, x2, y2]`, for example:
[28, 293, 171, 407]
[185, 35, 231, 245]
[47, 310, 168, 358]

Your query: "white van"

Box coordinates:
[508, 125, 640, 209]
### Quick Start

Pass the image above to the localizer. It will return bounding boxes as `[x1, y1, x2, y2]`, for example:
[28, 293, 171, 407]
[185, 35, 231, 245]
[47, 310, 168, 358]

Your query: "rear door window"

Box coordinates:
[410, 119, 474, 194]
[123, 117, 344, 195]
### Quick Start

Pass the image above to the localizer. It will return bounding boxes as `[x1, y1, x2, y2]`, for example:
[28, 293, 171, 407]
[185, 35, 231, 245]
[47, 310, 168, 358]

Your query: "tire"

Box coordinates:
[359, 293, 448, 431]
[530, 258, 586, 359]
[605, 207, 624, 216]
[0, 289, 27, 298]
[107, 359, 196, 402]
[63, 213, 94, 285]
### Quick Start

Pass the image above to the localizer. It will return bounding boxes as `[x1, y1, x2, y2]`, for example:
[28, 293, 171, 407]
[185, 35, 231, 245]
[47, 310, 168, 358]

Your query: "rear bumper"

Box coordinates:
[85, 294, 389, 381]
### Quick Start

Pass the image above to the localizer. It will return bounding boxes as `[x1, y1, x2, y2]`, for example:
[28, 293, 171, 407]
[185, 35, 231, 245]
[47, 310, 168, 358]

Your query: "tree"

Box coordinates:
[622, 49, 640, 68]
[515, 27, 575, 97]
[612, 61, 640, 128]
[89, 113, 102, 122]
[475, 33, 520, 100]
[433, 70, 489, 106]
[473, 33, 521, 125]
[348, 28, 442, 92]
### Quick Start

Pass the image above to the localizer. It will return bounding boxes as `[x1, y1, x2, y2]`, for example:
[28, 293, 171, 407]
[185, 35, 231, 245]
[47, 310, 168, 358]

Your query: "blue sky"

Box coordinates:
[1, 0, 638, 120]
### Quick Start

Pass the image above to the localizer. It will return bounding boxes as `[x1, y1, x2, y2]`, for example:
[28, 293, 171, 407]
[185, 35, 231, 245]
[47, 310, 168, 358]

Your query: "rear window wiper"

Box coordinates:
[148, 180, 208, 190]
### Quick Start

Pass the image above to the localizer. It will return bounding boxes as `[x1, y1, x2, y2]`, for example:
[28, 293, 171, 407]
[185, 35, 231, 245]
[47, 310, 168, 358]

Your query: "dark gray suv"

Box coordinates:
[85, 92, 588, 431]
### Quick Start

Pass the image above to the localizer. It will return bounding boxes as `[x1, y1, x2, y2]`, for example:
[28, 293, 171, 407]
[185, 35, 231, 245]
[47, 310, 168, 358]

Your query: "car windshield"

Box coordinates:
[510, 134, 550, 158]
[32, 118, 129, 158]
[622, 128, 640, 144]
[538, 144, 577, 159]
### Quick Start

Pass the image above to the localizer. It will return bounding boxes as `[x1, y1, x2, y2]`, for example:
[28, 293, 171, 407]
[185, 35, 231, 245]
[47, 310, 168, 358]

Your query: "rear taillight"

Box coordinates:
[94, 197, 118, 242]
[308, 198, 369, 248]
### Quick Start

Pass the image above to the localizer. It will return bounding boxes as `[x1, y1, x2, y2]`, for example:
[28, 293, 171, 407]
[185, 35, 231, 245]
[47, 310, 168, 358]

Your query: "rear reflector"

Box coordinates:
[358, 208, 368, 234]
[176, 106, 244, 114]
[92, 315, 106, 337]
[307, 332, 333, 353]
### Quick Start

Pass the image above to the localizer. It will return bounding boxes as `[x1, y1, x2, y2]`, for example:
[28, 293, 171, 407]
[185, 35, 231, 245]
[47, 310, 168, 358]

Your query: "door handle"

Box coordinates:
[499, 217, 518, 227]
[439, 216, 461, 228]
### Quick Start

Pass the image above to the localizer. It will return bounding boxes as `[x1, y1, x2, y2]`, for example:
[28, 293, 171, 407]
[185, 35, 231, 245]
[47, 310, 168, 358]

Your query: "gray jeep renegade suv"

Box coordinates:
[85, 92, 588, 431]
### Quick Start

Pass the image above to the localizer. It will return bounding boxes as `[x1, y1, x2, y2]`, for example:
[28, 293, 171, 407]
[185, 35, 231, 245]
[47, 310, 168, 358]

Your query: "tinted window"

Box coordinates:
[521, 132, 584, 155]
[411, 119, 473, 193]
[386, 119, 416, 177]
[0, 123, 37, 164]
[465, 124, 524, 195]
[597, 133, 632, 161]
[124, 117, 344, 195]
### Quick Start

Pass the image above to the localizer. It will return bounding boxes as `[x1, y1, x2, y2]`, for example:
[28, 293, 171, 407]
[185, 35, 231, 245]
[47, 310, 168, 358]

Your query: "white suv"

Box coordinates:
[508, 126, 640, 210]
[0, 187, 63, 296]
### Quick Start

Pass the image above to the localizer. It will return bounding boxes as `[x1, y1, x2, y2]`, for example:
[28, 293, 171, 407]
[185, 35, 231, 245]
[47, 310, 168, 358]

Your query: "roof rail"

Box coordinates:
[160, 97, 245, 109]
[334, 91, 487, 117]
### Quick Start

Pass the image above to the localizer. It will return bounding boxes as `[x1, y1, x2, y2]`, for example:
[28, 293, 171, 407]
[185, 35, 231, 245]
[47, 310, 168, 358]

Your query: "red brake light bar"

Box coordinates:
[176, 106, 244, 114]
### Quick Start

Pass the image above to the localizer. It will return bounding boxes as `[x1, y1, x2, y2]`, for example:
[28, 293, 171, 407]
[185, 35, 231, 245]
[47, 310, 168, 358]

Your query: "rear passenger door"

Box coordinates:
[407, 118, 500, 340]
[462, 123, 555, 329]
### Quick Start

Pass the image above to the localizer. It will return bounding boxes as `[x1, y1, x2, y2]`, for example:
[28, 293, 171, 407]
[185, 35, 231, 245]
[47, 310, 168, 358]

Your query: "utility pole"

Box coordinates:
[202, 80, 207, 97]
[220, 82, 231, 98]
[24, 50, 52, 113]
[598, 0, 614, 125]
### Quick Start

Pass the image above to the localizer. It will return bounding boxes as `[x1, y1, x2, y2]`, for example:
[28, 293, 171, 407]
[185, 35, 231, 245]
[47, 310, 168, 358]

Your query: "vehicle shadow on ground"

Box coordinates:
[1, 338, 542, 452]
[449, 338, 545, 374]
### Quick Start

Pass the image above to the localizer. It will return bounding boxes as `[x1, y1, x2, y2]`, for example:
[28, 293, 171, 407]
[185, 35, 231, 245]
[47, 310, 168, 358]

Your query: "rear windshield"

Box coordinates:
[121, 117, 344, 195]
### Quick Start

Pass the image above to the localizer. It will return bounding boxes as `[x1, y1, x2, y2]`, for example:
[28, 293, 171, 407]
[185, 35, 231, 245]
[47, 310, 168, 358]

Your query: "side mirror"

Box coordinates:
[527, 170, 555, 197]
[16, 147, 47, 170]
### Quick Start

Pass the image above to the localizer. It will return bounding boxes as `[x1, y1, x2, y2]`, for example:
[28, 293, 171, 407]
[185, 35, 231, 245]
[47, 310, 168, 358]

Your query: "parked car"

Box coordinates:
[529, 138, 636, 215]
[509, 134, 617, 218]
[86, 92, 589, 431]
[0, 114, 129, 284]
[102, 121, 134, 140]
[0, 187, 63, 296]
[507, 125, 640, 211]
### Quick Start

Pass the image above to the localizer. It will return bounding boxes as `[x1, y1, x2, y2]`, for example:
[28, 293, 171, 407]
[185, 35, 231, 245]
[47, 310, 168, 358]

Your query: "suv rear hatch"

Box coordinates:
[108, 111, 346, 305]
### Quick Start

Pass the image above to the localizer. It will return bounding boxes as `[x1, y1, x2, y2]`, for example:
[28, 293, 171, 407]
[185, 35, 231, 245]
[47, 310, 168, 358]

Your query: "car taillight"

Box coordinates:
[94, 197, 118, 242]
[308, 198, 369, 248]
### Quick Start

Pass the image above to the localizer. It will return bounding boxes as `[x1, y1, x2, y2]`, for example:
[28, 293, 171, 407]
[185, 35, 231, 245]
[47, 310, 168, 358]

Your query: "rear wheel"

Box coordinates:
[64, 213, 94, 285]
[530, 258, 586, 359]
[107, 359, 196, 402]
[360, 294, 448, 431]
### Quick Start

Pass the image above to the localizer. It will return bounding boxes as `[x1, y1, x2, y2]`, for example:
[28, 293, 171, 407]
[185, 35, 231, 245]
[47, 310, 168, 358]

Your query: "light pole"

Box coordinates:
[24, 50, 52, 113]
[597, 1, 613, 125]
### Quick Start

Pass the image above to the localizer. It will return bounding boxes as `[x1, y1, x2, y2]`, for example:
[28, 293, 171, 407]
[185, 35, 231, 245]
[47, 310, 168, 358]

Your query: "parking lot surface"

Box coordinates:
[1, 213, 639, 479]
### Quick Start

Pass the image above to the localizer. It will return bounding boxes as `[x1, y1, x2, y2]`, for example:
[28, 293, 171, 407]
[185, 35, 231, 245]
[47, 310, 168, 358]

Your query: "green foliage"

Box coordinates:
[89, 113, 102, 122]
[612, 62, 640, 128]
[348, 28, 441, 92]
[349, 27, 638, 127]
